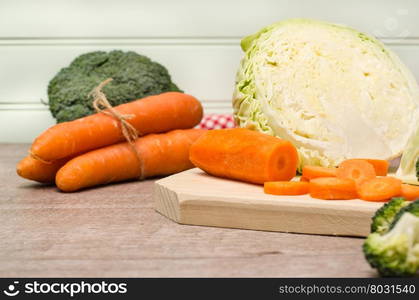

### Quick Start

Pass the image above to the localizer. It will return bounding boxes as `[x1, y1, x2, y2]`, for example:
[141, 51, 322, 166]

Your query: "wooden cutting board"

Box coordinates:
[153, 168, 383, 237]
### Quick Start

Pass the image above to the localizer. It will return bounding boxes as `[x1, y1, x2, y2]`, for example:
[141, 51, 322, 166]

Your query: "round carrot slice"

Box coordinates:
[337, 159, 376, 187]
[309, 177, 357, 200]
[400, 184, 419, 201]
[357, 177, 402, 202]
[264, 181, 310, 196]
[352, 159, 389, 176]
[302, 165, 337, 180]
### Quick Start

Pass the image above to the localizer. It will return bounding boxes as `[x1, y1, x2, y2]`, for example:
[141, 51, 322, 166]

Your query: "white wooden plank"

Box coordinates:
[0, 110, 54, 143]
[0, 40, 418, 105]
[0, 43, 241, 104]
[389, 45, 419, 78]
[0, 0, 418, 38]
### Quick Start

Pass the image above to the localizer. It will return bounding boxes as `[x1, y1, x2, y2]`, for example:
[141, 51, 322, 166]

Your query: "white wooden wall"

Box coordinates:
[1, 0, 419, 142]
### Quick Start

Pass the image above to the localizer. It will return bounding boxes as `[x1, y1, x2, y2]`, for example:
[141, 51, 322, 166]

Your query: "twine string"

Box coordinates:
[89, 78, 145, 179]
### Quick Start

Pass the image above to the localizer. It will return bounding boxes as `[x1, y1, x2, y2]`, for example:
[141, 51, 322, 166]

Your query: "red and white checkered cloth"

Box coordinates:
[197, 114, 236, 130]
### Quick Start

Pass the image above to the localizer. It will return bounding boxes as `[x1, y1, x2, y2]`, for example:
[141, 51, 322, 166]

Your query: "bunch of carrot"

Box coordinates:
[17, 92, 205, 192]
[265, 159, 419, 202]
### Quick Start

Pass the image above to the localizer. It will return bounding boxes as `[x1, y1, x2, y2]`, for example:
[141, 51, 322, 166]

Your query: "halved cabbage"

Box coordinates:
[233, 19, 419, 169]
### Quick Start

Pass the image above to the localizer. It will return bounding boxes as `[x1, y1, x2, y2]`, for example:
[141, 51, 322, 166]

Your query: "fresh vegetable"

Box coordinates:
[401, 184, 419, 201]
[302, 165, 336, 180]
[363, 199, 419, 277]
[31, 92, 203, 162]
[189, 128, 298, 184]
[357, 177, 402, 202]
[396, 123, 419, 185]
[56, 129, 205, 192]
[300, 176, 309, 182]
[48, 50, 181, 122]
[233, 18, 419, 170]
[16, 155, 70, 184]
[336, 159, 376, 187]
[391, 198, 419, 228]
[309, 177, 357, 200]
[352, 159, 389, 176]
[264, 181, 309, 195]
[370, 197, 409, 234]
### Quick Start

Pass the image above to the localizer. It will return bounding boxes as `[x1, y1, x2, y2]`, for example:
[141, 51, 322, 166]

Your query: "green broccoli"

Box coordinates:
[390, 199, 419, 230]
[370, 197, 409, 234]
[416, 158, 419, 181]
[48, 50, 181, 122]
[363, 199, 419, 277]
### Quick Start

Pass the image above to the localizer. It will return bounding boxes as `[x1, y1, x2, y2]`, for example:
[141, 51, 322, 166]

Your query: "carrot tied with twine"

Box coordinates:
[89, 78, 145, 179]
[89, 78, 140, 143]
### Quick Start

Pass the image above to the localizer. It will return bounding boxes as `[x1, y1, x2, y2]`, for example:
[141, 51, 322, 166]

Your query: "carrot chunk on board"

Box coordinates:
[309, 177, 357, 200]
[264, 181, 310, 196]
[357, 177, 402, 202]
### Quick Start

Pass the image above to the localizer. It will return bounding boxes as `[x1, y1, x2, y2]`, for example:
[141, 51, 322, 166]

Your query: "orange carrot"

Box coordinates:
[309, 177, 357, 200]
[300, 176, 309, 182]
[302, 165, 337, 180]
[357, 177, 402, 202]
[264, 181, 309, 195]
[189, 128, 298, 184]
[400, 184, 419, 201]
[31, 92, 203, 162]
[336, 159, 376, 187]
[352, 159, 389, 176]
[55, 129, 205, 192]
[16, 155, 69, 184]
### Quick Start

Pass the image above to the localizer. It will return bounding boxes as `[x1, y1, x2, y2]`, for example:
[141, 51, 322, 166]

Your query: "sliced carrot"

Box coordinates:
[336, 159, 376, 187]
[189, 128, 298, 184]
[357, 177, 402, 202]
[309, 177, 357, 200]
[352, 159, 389, 176]
[300, 176, 309, 182]
[302, 165, 337, 180]
[400, 184, 419, 201]
[264, 181, 310, 196]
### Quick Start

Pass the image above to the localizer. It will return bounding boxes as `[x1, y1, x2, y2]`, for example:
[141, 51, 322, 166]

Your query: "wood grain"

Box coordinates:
[154, 169, 382, 237]
[0, 144, 377, 277]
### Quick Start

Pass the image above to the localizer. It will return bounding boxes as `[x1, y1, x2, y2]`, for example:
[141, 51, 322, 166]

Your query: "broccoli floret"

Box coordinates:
[48, 50, 181, 122]
[363, 199, 419, 277]
[370, 197, 409, 234]
[390, 199, 419, 230]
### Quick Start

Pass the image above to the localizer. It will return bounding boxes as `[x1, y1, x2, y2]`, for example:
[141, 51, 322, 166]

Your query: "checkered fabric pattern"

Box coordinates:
[197, 114, 236, 130]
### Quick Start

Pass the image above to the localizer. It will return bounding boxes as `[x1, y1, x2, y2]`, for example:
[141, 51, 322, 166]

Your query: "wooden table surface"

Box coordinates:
[0, 144, 376, 277]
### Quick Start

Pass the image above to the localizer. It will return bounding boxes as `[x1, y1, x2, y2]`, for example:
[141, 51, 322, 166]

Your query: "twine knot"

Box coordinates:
[89, 78, 140, 143]
[90, 78, 144, 179]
